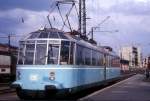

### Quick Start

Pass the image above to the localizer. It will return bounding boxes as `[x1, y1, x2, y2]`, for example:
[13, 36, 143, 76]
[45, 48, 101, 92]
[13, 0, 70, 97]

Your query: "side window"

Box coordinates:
[100, 53, 103, 66]
[85, 48, 91, 65]
[69, 42, 75, 64]
[96, 51, 99, 66]
[60, 41, 69, 65]
[104, 55, 109, 67]
[76, 45, 84, 65]
[92, 50, 97, 66]
[97, 52, 100, 66]
[98, 52, 104, 66]
[107, 55, 111, 67]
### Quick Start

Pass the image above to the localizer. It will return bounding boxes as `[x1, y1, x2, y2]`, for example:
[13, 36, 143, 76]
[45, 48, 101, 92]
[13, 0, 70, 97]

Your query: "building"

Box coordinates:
[120, 59, 130, 71]
[0, 43, 18, 81]
[0, 43, 18, 55]
[119, 46, 142, 68]
[143, 56, 150, 68]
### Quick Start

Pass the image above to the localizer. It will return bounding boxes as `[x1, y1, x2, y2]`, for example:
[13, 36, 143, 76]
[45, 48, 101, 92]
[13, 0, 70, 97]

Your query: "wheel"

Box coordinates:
[16, 89, 46, 100]
[16, 89, 33, 100]
[10, 75, 15, 82]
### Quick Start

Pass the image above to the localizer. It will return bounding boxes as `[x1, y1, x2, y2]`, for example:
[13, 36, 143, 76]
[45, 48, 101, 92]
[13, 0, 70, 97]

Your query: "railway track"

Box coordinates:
[0, 84, 15, 94]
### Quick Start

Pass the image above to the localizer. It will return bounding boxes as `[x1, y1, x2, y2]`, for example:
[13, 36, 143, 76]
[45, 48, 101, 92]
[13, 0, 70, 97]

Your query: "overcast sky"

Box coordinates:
[0, 0, 150, 56]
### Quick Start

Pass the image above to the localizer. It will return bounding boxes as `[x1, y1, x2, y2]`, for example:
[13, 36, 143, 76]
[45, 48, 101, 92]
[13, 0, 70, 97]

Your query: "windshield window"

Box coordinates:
[18, 40, 61, 65]
[18, 42, 25, 64]
[24, 44, 35, 64]
[60, 41, 69, 65]
[47, 45, 59, 64]
[35, 44, 47, 65]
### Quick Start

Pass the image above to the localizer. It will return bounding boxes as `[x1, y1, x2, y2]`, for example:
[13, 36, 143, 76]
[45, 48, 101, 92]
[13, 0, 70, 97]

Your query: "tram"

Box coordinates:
[11, 28, 121, 99]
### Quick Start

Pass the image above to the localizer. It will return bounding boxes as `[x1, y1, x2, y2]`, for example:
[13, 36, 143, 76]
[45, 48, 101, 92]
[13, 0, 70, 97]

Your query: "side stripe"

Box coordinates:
[17, 67, 120, 70]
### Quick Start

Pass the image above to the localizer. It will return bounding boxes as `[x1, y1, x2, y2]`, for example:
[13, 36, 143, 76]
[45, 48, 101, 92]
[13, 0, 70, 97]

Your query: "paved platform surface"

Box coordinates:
[80, 74, 150, 101]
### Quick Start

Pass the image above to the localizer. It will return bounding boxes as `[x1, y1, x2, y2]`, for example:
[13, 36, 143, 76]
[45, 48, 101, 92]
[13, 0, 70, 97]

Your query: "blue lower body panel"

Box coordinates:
[12, 65, 121, 91]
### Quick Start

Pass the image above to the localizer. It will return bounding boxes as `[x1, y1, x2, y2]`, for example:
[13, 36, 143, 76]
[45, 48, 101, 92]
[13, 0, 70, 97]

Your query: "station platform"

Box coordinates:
[79, 74, 150, 101]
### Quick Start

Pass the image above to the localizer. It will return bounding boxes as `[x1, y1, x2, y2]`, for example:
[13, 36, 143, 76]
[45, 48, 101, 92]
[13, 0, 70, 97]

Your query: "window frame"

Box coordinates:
[24, 42, 36, 65]
[34, 41, 47, 65]
[18, 39, 61, 65]
[47, 40, 61, 65]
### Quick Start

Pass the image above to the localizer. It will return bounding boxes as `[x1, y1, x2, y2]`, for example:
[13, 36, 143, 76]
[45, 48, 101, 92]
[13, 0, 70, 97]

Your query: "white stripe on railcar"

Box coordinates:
[17, 67, 120, 70]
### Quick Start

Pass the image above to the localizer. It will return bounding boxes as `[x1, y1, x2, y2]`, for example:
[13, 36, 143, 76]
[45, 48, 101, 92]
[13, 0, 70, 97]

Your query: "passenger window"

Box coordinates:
[92, 50, 97, 66]
[85, 48, 91, 65]
[99, 53, 104, 66]
[106, 55, 111, 67]
[70, 42, 75, 64]
[76, 45, 84, 65]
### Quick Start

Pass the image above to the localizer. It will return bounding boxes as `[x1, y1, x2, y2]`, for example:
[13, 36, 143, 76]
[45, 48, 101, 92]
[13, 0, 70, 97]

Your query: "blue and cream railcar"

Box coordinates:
[12, 28, 121, 99]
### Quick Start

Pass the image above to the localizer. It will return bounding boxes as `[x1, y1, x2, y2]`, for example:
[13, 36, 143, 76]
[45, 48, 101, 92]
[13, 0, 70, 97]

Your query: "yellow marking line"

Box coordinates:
[79, 75, 136, 101]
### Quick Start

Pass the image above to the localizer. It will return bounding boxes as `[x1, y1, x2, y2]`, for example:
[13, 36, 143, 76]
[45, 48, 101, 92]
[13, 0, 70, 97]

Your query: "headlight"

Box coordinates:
[30, 74, 38, 81]
[49, 72, 55, 80]
[49, 76, 55, 80]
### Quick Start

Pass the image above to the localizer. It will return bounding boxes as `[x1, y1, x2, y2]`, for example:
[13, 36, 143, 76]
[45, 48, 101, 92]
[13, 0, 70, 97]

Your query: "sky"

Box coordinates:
[0, 0, 150, 56]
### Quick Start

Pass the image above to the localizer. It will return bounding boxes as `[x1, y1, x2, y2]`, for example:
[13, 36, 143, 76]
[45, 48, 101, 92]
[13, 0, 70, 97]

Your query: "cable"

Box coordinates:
[61, 3, 75, 30]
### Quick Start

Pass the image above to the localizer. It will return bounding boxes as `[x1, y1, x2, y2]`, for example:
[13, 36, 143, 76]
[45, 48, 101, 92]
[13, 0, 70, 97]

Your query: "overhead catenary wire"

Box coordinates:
[56, 2, 70, 29]
[60, 2, 75, 31]
[74, 3, 79, 18]
[48, 1, 57, 16]
[47, 1, 57, 28]
[47, 0, 77, 32]
[66, 14, 73, 32]
[47, 15, 53, 28]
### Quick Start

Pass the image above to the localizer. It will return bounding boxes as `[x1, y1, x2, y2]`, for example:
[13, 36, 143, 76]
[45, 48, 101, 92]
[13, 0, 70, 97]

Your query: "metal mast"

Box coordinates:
[79, 0, 86, 39]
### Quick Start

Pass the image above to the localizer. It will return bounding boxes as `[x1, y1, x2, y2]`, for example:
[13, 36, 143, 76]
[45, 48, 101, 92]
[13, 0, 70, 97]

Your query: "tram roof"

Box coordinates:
[25, 28, 68, 40]
[22, 28, 118, 55]
[24, 28, 83, 42]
